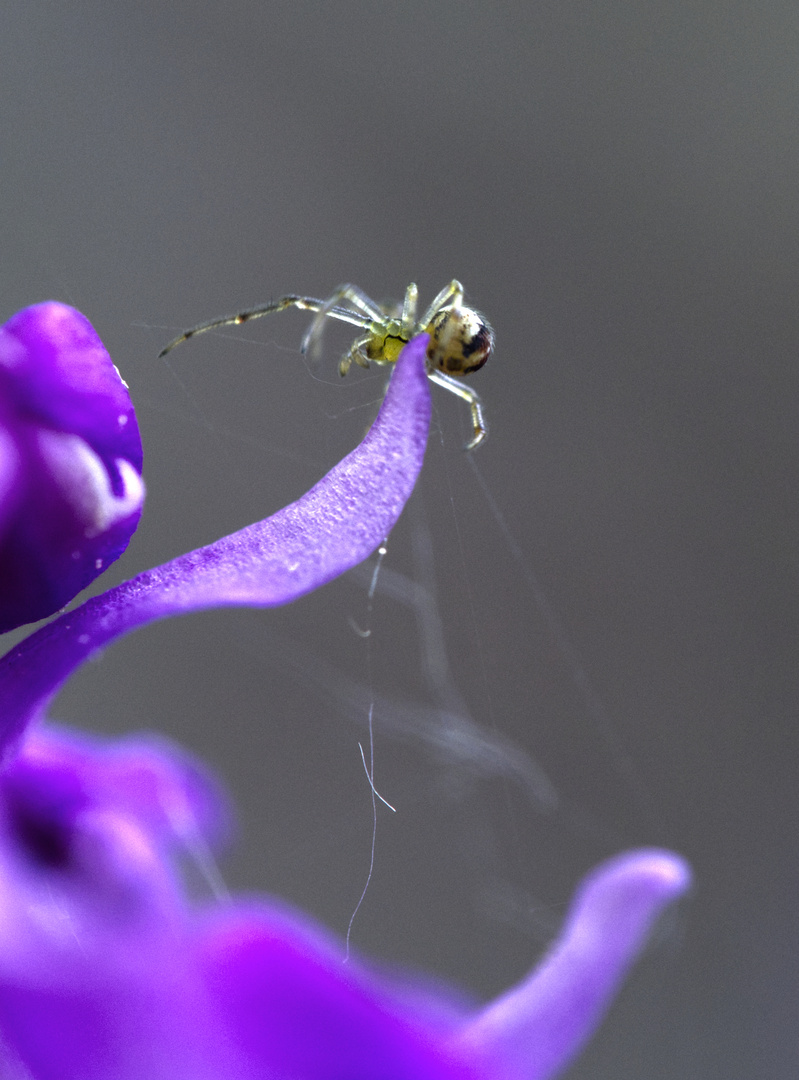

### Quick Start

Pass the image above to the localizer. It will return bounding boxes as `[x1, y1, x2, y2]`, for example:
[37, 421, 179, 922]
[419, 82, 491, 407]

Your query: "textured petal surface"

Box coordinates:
[0, 335, 432, 757]
[0, 303, 144, 632]
[454, 849, 692, 1080]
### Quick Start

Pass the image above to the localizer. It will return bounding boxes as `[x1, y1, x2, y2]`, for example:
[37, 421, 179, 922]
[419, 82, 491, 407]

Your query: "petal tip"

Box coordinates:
[579, 848, 693, 914]
[455, 849, 691, 1080]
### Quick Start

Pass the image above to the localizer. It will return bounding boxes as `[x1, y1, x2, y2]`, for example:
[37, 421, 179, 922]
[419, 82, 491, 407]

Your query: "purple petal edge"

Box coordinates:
[454, 849, 692, 1080]
[0, 336, 431, 758]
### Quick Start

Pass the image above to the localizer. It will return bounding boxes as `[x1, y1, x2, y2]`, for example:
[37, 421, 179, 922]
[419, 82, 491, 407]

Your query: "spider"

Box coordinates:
[159, 280, 492, 449]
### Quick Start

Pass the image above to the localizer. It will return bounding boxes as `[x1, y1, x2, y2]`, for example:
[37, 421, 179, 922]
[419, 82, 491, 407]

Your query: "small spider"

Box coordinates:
[159, 280, 492, 449]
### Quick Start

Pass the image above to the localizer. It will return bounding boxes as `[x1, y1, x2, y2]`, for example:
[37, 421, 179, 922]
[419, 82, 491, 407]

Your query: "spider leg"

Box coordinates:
[418, 279, 464, 330]
[301, 283, 386, 360]
[426, 368, 488, 451]
[399, 283, 419, 337]
[337, 284, 387, 321]
[158, 295, 369, 358]
[339, 335, 373, 376]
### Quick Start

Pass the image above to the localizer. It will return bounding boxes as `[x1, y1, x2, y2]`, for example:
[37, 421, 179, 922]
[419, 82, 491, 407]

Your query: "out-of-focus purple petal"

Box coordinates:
[5, 725, 232, 856]
[0, 724, 472, 1080]
[454, 849, 692, 1080]
[0, 303, 144, 632]
[0, 335, 431, 757]
[0, 724, 691, 1080]
[195, 902, 476, 1080]
[0, 726, 232, 1080]
[0, 429, 20, 535]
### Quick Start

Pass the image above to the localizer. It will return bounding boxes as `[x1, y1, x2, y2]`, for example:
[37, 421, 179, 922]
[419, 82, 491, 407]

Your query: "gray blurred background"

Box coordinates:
[2, 1, 797, 1076]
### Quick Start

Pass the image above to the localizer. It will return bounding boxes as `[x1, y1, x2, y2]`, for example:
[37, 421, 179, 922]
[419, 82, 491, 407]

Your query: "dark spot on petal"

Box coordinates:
[10, 803, 73, 868]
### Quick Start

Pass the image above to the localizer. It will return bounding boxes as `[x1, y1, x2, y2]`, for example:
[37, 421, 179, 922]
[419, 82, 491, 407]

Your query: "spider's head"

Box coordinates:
[425, 304, 494, 376]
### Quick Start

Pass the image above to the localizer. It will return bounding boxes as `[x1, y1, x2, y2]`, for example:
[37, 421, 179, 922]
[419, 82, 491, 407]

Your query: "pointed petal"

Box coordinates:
[0, 336, 431, 756]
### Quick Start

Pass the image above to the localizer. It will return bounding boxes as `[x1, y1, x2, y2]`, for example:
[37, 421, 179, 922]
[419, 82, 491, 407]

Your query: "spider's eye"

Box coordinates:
[426, 305, 494, 376]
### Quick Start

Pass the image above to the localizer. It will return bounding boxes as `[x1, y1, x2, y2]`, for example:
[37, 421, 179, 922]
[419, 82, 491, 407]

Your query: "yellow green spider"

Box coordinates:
[159, 280, 492, 449]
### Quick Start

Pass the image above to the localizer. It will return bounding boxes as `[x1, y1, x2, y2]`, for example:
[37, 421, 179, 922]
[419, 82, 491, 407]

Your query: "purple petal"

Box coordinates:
[3, 724, 232, 857]
[0, 428, 21, 535]
[0, 303, 144, 631]
[454, 849, 692, 1080]
[0, 335, 431, 757]
[0, 725, 470, 1080]
[195, 903, 475, 1080]
[0, 724, 690, 1080]
[0, 727, 226, 1080]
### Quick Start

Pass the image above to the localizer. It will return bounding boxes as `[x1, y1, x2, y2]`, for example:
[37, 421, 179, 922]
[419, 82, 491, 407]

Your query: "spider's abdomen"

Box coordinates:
[425, 305, 494, 376]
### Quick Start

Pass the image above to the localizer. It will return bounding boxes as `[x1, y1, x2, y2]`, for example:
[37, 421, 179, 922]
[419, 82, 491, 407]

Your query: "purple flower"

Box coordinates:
[0, 724, 690, 1080]
[0, 303, 144, 633]
[0, 309, 692, 1079]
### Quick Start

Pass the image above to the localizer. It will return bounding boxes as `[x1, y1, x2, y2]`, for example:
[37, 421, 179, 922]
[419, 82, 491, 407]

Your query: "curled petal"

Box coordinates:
[0, 336, 432, 757]
[0, 303, 144, 631]
[0, 726, 690, 1080]
[453, 849, 692, 1080]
